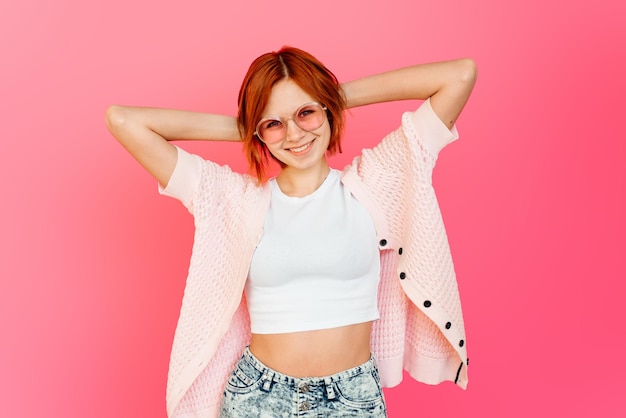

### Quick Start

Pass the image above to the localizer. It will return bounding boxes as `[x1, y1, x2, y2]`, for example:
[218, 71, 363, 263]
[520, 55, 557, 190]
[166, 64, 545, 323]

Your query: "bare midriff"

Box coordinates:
[249, 321, 373, 377]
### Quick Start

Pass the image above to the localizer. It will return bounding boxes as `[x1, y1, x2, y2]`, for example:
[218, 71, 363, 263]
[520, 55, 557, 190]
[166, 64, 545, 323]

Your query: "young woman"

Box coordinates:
[106, 46, 476, 418]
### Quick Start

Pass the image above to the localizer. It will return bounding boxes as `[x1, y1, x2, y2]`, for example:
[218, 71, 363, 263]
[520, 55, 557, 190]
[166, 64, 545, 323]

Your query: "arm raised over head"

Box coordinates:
[341, 58, 477, 130]
[105, 106, 241, 188]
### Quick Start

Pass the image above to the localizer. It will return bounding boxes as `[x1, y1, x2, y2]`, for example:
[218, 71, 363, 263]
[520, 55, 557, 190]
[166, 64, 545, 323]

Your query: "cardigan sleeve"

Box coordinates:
[158, 146, 203, 211]
[158, 145, 253, 217]
[353, 98, 461, 189]
[407, 98, 459, 159]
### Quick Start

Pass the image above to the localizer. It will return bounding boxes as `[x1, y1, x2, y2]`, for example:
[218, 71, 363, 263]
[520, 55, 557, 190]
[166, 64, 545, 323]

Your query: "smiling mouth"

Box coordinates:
[288, 140, 314, 153]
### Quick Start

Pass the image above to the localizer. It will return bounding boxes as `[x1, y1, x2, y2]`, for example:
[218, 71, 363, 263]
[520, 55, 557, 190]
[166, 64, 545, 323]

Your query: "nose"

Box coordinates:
[284, 119, 305, 142]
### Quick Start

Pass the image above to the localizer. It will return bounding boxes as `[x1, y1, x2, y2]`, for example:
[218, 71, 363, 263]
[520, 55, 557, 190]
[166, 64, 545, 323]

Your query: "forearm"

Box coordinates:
[341, 58, 477, 128]
[106, 105, 241, 142]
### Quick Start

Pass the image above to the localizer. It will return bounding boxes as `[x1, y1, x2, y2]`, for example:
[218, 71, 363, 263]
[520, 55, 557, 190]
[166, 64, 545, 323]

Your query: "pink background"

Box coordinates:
[1, 0, 624, 416]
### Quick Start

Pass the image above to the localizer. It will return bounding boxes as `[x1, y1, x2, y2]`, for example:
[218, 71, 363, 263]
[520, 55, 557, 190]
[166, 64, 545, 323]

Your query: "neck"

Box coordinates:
[276, 160, 330, 197]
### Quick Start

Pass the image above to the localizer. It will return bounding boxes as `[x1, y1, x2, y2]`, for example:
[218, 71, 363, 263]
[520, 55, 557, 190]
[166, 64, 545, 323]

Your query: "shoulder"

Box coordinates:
[160, 146, 264, 212]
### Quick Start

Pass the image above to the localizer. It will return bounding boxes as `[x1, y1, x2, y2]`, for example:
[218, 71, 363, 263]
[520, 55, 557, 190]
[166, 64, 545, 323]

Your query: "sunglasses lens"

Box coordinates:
[258, 119, 284, 143]
[296, 103, 325, 131]
[257, 103, 325, 143]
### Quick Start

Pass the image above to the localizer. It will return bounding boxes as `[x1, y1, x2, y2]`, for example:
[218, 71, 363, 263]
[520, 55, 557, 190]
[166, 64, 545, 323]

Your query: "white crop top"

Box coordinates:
[245, 169, 381, 334]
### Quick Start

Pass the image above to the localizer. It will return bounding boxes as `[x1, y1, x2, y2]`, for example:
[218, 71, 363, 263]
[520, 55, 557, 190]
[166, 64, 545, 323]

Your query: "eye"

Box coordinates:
[262, 119, 283, 130]
[298, 106, 318, 120]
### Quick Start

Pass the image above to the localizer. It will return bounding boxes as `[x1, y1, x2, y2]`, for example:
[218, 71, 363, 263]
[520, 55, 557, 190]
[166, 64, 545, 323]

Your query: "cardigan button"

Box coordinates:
[459, 340, 465, 347]
[399, 272, 406, 280]
[379, 239, 387, 247]
[423, 300, 432, 308]
[445, 322, 452, 329]
[398, 247, 403, 255]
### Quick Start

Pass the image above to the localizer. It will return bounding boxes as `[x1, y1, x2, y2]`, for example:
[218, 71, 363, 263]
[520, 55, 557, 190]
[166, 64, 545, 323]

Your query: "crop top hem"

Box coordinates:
[250, 313, 380, 334]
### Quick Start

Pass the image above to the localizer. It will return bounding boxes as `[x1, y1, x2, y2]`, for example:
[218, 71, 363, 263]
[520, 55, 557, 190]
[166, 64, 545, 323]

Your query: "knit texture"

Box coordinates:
[160, 99, 468, 418]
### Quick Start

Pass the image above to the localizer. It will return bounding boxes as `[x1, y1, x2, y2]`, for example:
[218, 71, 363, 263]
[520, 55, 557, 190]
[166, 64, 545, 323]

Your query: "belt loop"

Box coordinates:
[261, 371, 274, 392]
[323, 377, 336, 400]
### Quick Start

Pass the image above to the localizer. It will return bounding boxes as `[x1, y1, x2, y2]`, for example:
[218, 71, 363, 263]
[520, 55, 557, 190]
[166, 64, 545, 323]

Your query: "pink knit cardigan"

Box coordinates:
[160, 99, 469, 418]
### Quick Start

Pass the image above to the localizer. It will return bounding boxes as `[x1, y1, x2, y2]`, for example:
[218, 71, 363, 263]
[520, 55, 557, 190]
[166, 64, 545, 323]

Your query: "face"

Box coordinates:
[259, 79, 331, 172]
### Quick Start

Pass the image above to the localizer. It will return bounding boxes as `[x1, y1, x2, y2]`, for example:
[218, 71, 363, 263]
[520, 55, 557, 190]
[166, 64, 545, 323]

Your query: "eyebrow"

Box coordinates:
[261, 102, 318, 119]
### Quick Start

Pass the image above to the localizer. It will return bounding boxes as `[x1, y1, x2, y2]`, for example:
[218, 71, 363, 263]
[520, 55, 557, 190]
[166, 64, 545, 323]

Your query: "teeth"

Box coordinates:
[290, 142, 311, 153]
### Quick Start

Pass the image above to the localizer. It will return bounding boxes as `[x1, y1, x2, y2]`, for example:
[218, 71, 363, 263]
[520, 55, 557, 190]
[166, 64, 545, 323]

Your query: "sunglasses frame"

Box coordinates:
[254, 102, 328, 144]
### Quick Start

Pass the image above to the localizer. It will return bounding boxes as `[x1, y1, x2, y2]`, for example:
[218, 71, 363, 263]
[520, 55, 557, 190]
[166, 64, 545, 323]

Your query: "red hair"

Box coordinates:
[237, 46, 346, 183]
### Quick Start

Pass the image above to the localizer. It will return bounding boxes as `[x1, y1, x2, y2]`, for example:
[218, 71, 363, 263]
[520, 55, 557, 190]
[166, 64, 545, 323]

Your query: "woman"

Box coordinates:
[106, 46, 476, 418]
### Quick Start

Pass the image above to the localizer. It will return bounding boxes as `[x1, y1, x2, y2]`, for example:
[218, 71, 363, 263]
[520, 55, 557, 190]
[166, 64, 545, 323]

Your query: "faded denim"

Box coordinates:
[219, 347, 388, 417]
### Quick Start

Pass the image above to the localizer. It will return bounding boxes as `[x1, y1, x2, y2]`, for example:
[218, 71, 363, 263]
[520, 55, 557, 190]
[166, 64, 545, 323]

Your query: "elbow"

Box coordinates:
[105, 105, 139, 144]
[105, 105, 126, 133]
[458, 58, 478, 86]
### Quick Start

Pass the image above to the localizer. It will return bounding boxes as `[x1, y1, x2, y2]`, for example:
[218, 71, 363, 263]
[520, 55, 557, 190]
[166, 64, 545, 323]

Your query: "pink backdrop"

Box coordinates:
[1, 0, 624, 416]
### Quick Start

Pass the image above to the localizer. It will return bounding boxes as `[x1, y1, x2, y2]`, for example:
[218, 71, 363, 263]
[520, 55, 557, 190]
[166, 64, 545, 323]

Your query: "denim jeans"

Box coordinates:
[219, 347, 388, 417]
